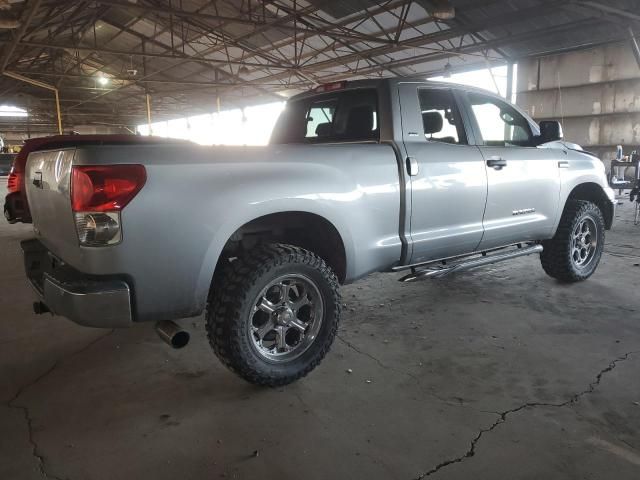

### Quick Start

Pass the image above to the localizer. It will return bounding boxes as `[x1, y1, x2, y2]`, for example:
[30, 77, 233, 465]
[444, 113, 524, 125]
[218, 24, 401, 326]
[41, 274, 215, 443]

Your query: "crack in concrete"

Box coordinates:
[336, 335, 492, 411]
[6, 329, 115, 480]
[337, 334, 388, 370]
[414, 350, 640, 479]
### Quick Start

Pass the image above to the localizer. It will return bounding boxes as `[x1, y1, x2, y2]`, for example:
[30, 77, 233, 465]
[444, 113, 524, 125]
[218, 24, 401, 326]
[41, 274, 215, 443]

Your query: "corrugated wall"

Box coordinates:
[516, 42, 640, 168]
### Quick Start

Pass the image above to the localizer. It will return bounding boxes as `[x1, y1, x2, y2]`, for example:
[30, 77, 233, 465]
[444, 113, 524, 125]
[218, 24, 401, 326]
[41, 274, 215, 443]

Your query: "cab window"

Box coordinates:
[306, 100, 337, 138]
[270, 89, 379, 144]
[418, 89, 467, 145]
[467, 93, 532, 147]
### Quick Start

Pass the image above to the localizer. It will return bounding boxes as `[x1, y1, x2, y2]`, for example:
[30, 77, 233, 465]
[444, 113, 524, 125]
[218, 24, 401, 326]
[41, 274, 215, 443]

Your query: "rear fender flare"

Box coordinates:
[193, 200, 355, 313]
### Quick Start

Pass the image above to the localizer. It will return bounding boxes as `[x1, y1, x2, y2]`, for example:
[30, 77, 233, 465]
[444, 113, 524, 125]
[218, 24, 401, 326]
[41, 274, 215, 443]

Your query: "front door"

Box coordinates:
[462, 91, 562, 250]
[398, 84, 487, 264]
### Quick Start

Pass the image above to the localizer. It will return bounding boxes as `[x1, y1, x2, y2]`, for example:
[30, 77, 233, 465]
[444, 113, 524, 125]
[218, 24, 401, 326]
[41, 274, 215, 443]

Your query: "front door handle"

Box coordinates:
[406, 156, 419, 176]
[486, 157, 507, 170]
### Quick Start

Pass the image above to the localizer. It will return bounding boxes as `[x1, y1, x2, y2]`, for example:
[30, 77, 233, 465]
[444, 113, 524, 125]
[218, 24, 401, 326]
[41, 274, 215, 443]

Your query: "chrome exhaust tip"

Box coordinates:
[155, 320, 190, 349]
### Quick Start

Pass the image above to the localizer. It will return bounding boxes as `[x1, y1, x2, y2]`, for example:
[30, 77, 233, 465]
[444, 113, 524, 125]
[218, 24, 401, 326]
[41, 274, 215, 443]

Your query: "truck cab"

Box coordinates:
[271, 78, 614, 266]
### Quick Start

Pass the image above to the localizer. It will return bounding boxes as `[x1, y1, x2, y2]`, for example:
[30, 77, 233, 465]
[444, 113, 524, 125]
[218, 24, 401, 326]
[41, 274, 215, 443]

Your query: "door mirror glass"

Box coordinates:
[538, 120, 563, 143]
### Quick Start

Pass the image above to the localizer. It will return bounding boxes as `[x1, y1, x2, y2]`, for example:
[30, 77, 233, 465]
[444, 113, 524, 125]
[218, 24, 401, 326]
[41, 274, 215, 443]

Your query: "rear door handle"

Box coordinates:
[486, 157, 507, 170]
[558, 161, 569, 168]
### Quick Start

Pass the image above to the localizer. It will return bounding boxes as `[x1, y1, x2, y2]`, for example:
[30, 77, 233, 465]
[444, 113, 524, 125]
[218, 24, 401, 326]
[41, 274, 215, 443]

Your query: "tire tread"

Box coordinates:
[205, 243, 341, 386]
[540, 199, 605, 282]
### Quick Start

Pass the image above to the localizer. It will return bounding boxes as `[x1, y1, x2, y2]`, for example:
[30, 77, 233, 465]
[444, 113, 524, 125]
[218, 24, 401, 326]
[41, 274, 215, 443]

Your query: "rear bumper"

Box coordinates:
[21, 239, 133, 328]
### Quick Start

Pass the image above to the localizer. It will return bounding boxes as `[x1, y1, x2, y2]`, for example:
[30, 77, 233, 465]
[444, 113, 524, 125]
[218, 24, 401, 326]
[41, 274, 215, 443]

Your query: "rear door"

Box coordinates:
[461, 91, 562, 250]
[398, 84, 487, 264]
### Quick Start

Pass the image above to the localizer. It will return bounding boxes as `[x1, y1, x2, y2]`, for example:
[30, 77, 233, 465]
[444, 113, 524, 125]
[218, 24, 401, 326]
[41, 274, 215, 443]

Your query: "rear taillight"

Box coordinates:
[71, 165, 146, 212]
[7, 168, 21, 193]
[74, 212, 122, 246]
[71, 165, 146, 246]
[7, 158, 22, 193]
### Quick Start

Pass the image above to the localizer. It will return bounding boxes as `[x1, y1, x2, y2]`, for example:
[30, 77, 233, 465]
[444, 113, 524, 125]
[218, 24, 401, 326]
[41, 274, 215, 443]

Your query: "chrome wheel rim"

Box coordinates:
[248, 274, 323, 362]
[571, 217, 598, 267]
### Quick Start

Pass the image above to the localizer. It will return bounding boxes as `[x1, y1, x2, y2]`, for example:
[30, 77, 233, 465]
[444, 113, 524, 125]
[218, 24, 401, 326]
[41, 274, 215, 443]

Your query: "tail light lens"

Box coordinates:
[7, 159, 22, 193]
[74, 212, 122, 246]
[71, 165, 146, 212]
[71, 165, 146, 246]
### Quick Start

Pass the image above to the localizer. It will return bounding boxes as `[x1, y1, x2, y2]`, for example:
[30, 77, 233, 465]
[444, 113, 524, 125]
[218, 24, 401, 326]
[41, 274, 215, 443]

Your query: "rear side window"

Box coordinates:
[270, 89, 379, 144]
[418, 89, 467, 145]
[467, 93, 533, 147]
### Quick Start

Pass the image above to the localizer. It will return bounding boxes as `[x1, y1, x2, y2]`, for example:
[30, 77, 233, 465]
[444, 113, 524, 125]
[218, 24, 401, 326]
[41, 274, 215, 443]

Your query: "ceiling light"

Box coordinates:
[97, 75, 109, 86]
[429, 0, 455, 20]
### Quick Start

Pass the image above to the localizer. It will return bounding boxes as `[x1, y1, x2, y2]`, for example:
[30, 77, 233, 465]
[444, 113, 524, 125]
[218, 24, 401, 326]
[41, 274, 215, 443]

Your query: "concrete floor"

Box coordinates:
[2, 181, 640, 480]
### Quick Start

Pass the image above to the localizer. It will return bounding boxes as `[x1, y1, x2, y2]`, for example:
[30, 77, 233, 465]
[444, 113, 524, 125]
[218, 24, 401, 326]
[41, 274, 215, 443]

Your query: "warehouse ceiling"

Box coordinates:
[0, 0, 639, 134]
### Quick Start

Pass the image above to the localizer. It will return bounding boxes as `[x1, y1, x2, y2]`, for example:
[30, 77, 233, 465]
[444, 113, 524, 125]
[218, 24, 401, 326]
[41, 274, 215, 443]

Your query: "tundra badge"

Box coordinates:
[512, 208, 536, 216]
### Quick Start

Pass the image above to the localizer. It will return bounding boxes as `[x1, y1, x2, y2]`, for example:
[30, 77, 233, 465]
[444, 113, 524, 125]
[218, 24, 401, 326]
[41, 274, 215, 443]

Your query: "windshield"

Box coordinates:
[270, 89, 379, 144]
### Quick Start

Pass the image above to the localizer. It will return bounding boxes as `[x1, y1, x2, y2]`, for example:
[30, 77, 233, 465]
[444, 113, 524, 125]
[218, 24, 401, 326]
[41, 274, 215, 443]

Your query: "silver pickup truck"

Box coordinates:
[21, 78, 615, 386]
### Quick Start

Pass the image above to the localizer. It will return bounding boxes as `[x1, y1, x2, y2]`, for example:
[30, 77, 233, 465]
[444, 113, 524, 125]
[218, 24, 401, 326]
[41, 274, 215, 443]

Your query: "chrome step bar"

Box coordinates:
[398, 244, 543, 282]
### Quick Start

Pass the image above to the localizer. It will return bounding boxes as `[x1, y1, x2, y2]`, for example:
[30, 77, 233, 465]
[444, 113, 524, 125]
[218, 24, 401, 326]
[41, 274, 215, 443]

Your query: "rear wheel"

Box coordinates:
[540, 200, 605, 282]
[206, 244, 341, 386]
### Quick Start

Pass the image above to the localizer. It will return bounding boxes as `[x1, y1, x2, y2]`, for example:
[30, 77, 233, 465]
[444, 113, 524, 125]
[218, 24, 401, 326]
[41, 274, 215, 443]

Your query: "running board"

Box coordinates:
[398, 244, 543, 282]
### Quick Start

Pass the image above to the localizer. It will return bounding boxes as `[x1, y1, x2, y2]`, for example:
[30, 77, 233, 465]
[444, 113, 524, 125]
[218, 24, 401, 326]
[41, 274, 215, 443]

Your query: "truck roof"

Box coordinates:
[288, 76, 500, 102]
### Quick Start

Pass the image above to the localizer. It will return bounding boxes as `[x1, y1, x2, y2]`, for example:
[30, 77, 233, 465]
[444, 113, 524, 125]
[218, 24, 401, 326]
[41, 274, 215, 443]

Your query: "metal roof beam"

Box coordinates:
[91, 0, 395, 45]
[324, 19, 601, 80]
[1, 40, 297, 70]
[1, 0, 42, 72]
[10, 70, 300, 87]
[577, 1, 640, 23]
[227, 2, 564, 88]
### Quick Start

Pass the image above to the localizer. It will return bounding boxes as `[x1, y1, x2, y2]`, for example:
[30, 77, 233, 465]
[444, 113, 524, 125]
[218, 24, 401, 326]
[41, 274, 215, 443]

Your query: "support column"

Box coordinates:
[146, 93, 152, 133]
[506, 62, 514, 102]
[54, 89, 63, 134]
[630, 27, 640, 69]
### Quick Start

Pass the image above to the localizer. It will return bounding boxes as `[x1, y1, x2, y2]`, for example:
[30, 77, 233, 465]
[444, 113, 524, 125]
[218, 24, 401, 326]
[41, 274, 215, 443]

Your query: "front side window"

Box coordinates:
[270, 89, 379, 144]
[418, 89, 466, 145]
[468, 93, 532, 147]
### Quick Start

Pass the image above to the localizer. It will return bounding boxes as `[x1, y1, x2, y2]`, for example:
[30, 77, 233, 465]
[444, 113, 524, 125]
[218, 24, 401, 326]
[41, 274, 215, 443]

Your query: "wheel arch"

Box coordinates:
[217, 211, 347, 279]
[201, 211, 348, 309]
[565, 182, 614, 230]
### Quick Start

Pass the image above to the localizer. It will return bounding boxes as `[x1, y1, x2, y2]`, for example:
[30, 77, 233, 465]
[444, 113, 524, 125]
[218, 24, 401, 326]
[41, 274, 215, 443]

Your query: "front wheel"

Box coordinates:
[206, 244, 341, 386]
[540, 200, 605, 282]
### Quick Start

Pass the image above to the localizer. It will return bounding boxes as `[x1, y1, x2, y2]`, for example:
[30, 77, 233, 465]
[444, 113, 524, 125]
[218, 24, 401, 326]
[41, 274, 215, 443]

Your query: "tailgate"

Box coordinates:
[25, 149, 79, 256]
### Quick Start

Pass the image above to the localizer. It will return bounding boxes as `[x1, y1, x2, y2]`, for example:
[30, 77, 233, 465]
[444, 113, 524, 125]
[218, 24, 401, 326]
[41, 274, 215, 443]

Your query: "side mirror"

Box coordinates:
[538, 120, 563, 143]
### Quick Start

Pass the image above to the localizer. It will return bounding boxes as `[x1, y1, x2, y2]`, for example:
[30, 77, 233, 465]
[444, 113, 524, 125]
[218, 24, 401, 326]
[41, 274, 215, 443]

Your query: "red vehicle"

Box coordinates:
[4, 134, 180, 223]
